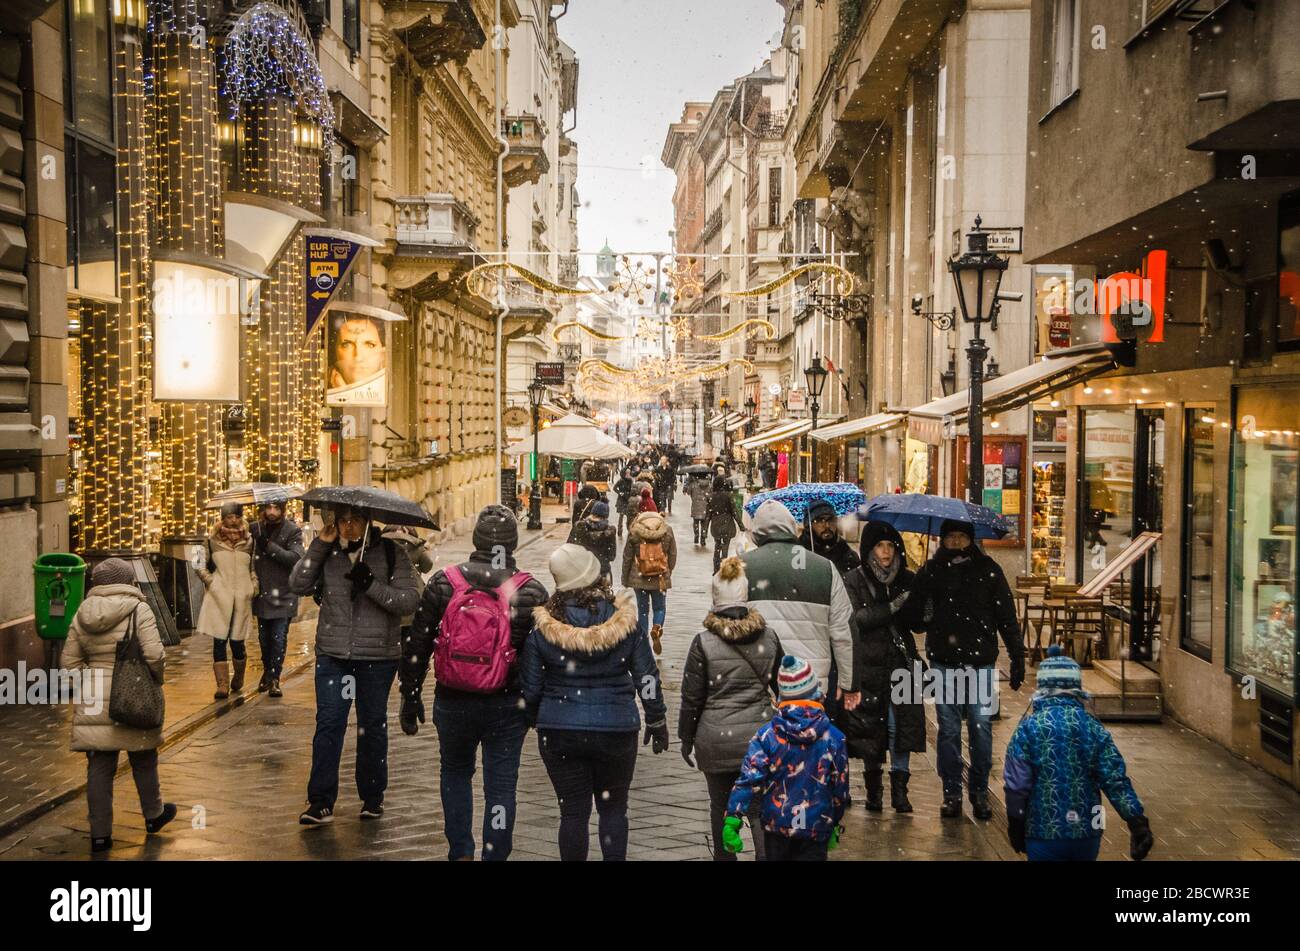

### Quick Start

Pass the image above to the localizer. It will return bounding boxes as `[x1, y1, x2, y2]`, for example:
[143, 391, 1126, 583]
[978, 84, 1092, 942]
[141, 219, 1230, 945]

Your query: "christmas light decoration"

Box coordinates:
[672, 317, 776, 342]
[465, 261, 595, 302]
[664, 256, 702, 302]
[723, 262, 856, 298]
[608, 255, 657, 304]
[550, 321, 627, 343]
[222, 2, 335, 132]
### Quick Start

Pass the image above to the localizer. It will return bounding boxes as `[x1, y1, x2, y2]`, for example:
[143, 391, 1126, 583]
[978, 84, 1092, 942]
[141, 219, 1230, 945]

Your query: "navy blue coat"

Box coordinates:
[520, 591, 667, 733]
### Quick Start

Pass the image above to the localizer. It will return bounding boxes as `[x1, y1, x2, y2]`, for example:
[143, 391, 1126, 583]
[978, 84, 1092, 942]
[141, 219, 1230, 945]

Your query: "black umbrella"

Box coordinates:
[678, 464, 711, 475]
[298, 485, 437, 529]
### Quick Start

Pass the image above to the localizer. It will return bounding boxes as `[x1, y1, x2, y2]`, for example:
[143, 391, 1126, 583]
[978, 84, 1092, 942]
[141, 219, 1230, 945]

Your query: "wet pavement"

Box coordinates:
[2, 493, 1298, 860]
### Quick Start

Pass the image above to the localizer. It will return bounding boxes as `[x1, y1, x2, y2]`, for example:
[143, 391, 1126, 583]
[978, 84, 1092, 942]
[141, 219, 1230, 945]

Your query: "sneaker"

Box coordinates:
[299, 803, 334, 826]
[269, 679, 282, 698]
[940, 796, 962, 819]
[360, 801, 384, 820]
[90, 836, 113, 853]
[145, 803, 178, 834]
[970, 789, 993, 821]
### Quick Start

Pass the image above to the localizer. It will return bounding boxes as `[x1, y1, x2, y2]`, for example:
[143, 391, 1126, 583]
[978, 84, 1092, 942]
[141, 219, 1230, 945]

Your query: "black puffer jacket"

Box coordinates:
[572, 517, 618, 578]
[912, 542, 1024, 669]
[401, 548, 550, 701]
[836, 522, 926, 762]
[706, 485, 743, 540]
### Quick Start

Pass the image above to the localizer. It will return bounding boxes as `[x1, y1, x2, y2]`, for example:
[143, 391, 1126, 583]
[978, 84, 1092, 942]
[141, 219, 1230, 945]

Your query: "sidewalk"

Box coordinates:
[0, 505, 571, 840]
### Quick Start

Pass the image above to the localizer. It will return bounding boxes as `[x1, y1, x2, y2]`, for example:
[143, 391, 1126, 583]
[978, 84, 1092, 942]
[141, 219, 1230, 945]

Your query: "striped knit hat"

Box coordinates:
[1036, 645, 1082, 691]
[778, 655, 820, 702]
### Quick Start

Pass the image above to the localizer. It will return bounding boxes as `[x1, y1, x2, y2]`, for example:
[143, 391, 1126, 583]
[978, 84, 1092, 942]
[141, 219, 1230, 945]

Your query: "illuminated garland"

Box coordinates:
[665, 256, 702, 302]
[465, 262, 595, 302]
[550, 320, 627, 343]
[608, 255, 658, 304]
[724, 262, 855, 298]
[223, 3, 335, 131]
[673, 317, 776, 342]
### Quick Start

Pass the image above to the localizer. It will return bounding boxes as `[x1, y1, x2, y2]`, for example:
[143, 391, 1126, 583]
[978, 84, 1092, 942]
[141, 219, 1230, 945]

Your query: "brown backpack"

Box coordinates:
[636, 540, 668, 578]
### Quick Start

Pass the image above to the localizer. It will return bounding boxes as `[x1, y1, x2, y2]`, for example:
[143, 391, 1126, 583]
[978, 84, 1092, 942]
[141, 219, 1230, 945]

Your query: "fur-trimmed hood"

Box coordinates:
[532, 589, 638, 654]
[702, 608, 767, 643]
[628, 511, 669, 542]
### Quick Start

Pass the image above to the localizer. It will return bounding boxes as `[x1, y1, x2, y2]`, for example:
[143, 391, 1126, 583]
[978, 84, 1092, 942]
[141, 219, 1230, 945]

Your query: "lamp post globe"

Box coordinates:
[947, 215, 1009, 504]
[527, 380, 547, 530]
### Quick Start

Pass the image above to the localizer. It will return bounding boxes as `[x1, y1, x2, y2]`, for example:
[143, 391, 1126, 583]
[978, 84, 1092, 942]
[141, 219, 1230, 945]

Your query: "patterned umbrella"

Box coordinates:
[204, 483, 304, 510]
[743, 482, 866, 521]
[859, 492, 1011, 539]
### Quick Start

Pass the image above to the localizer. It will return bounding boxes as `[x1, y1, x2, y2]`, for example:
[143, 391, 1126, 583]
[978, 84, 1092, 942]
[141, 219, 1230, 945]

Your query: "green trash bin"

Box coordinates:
[34, 553, 87, 641]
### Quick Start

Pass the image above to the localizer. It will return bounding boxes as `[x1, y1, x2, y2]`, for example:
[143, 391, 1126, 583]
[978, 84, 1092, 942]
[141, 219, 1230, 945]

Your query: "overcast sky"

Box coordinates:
[557, 0, 785, 269]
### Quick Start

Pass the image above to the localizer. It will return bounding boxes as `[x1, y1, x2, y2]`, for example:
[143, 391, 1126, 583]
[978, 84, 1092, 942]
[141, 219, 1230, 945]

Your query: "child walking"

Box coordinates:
[723, 655, 850, 861]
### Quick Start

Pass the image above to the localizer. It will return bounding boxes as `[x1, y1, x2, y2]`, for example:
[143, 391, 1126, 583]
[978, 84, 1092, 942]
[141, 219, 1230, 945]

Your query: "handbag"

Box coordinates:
[108, 609, 166, 730]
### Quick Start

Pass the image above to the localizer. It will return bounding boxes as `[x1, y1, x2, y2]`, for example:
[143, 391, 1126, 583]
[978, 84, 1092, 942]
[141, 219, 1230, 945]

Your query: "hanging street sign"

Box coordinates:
[305, 234, 364, 337]
[981, 227, 1023, 254]
[534, 362, 565, 385]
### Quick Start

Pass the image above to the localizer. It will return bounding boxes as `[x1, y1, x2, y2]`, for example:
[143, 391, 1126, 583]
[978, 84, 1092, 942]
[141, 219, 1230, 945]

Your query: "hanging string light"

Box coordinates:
[723, 261, 856, 298]
[222, 2, 335, 132]
[465, 261, 595, 302]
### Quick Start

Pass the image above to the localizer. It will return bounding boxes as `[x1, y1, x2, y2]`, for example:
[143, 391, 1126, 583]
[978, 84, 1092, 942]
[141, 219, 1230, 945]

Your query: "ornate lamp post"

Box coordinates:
[719, 397, 731, 465]
[527, 380, 547, 530]
[744, 395, 757, 484]
[804, 355, 829, 481]
[947, 215, 1008, 504]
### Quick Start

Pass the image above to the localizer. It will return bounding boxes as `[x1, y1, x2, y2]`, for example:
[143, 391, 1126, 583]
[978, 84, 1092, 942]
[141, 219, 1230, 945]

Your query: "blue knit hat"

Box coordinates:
[592, 501, 609, 519]
[1036, 645, 1082, 691]
[778, 655, 820, 701]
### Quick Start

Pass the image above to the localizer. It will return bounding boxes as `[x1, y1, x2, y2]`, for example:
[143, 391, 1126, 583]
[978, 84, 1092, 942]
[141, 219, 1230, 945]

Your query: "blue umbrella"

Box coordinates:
[744, 482, 866, 521]
[859, 492, 1011, 539]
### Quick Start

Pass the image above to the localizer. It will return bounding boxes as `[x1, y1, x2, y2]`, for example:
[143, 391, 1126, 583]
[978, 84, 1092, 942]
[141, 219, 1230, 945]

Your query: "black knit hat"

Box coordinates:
[473, 504, 519, 553]
[859, 520, 905, 562]
[938, 518, 976, 541]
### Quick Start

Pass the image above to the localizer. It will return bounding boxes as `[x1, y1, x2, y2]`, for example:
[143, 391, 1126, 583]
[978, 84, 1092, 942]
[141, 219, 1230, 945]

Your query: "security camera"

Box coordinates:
[997, 291, 1024, 303]
[910, 294, 923, 315]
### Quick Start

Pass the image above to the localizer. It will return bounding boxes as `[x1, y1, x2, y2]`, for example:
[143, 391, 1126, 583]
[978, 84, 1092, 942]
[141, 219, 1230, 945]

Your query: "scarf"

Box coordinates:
[217, 521, 250, 549]
[868, 552, 901, 586]
[936, 545, 975, 567]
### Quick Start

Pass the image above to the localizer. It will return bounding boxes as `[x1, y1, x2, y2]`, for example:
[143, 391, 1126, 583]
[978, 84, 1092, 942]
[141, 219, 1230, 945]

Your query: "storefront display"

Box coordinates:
[1230, 384, 1299, 699]
[954, 434, 1024, 545]
[1031, 456, 1067, 579]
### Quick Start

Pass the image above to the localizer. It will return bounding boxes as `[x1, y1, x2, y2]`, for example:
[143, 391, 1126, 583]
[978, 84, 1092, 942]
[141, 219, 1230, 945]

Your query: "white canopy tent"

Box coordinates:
[504, 412, 634, 460]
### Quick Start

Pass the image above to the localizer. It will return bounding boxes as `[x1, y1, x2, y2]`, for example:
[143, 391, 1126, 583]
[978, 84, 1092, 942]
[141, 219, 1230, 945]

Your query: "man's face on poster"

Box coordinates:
[333, 318, 385, 385]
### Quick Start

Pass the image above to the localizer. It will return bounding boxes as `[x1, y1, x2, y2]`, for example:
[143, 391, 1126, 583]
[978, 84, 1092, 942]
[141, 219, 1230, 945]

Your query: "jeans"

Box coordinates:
[212, 638, 246, 662]
[931, 662, 996, 798]
[887, 706, 910, 774]
[712, 536, 732, 572]
[704, 770, 765, 862]
[257, 617, 290, 680]
[307, 655, 398, 809]
[86, 750, 163, 839]
[1026, 837, 1101, 862]
[693, 518, 707, 545]
[433, 691, 530, 861]
[635, 588, 666, 632]
[763, 832, 828, 862]
[538, 729, 638, 861]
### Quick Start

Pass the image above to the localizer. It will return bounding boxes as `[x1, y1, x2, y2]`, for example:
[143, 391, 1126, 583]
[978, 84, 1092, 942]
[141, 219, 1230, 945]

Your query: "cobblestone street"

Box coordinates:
[2, 503, 1299, 861]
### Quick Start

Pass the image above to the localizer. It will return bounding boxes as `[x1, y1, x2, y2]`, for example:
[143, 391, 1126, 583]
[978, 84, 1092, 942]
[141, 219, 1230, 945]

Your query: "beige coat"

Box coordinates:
[196, 531, 258, 642]
[64, 584, 166, 752]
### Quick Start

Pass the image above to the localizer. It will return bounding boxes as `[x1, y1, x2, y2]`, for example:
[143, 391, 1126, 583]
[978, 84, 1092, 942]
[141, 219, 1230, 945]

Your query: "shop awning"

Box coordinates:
[709, 411, 746, 430]
[735, 418, 814, 450]
[907, 344, 1116, 444]
[705, 411, 728, 428]
[811, 411, 907, 443]
[725, 414, 751, 432]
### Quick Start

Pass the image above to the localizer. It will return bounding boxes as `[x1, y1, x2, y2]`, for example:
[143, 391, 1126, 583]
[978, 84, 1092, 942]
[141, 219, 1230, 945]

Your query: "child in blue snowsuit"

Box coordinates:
[723, 655, 850, 861]
[1003, 646, 1153, 861]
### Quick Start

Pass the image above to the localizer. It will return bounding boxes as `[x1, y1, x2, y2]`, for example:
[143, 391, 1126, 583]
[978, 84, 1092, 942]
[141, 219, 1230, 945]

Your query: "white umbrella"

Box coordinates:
[504, 413, 634, 460]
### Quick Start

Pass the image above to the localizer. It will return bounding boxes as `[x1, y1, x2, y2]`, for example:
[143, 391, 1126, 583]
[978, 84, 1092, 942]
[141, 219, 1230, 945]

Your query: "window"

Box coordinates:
[342, 0, 361, 53]
[64, 0, 113, 142]
[1181, 410, 1215, 659]
[1229, 385, 1298, 700]
[1078, 409, 1136, 585]
[767, 166, 781, 227]
[1047, 0, 1080, 111]
[1279, 193, 1300, 347]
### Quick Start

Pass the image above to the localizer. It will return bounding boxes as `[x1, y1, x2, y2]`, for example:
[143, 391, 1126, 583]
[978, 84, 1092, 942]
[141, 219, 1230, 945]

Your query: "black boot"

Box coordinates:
[970, 788, 993, 821]
[890, 771, 913, 813]
[941, 794, 963, 819]
[864, 768, 884, 812]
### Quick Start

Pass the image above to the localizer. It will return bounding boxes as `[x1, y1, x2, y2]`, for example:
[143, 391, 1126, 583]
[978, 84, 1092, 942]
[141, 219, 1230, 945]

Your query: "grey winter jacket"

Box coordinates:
[740, 501, 856, 692]
[677, 609, 782, 773]
[289, 530, 420, 661]
[686, 478, 711, 520]
[250, 518, 305, 620]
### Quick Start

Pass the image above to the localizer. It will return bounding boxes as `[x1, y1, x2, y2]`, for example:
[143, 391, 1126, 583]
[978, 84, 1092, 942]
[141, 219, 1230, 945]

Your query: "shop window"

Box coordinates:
[954, 434, 1025, 546]
[1229, 385, 1298, 700]
[64, 0, 113, 143]
[64, 137, 118, 297]
[1078, 409, 1135, 584]
[1181, 410, 1215, 660]
[1279, 194, 1300, 347]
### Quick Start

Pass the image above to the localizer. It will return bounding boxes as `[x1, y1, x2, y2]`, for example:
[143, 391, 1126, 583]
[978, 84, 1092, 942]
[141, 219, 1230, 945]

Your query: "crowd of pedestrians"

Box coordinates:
[59, 453, 1150, 863]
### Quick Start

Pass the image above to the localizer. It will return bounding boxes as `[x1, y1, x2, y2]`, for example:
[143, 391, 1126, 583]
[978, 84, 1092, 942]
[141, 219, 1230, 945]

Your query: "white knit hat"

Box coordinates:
[711, 557, 748, 612]
[549, 543, 601, 592]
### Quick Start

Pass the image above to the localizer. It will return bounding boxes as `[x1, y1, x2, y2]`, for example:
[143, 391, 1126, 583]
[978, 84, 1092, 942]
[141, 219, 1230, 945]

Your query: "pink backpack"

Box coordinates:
[433, 566, 532, 693]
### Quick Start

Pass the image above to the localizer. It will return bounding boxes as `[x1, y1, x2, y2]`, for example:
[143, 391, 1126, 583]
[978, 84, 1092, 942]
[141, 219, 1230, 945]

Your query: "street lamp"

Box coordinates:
[527, 380, 547, 530]
[719, 397, 731, 465]
[744, 395, 757, 485]
[947, 215, 1008, 504]
[804, 355, 829, 481]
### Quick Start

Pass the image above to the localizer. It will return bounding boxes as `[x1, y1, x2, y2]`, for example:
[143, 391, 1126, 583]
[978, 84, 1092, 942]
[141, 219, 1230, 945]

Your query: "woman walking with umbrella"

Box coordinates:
[197, 502, 259, 700]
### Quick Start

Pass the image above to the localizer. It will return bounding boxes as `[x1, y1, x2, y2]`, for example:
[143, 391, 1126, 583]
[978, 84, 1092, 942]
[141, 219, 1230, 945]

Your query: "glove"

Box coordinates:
[1009, 655, 1026, 692]
[1008, 815, 1027, 854]
[399, 694, 424, 736]
[889, 590, 911, 614]
[721, 816, 745, 854]
[255, 532, 269, 554]
[1128, 814, 1153, 862]
[644, 719, 669, 754]
[680, 740, 696, 769]
[828, 824, 843, 852]
[347, 561, 375, 596]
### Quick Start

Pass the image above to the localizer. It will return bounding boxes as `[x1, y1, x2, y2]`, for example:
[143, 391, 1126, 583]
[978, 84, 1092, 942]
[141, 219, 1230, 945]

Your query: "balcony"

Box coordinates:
[502, 115, 550, 188]
[558, 256, 580, 284]
[387, 194, 480, 296]
[755, 110, 786, 138]
[502, 277, 554, 339]
[381, 0, 488, 70]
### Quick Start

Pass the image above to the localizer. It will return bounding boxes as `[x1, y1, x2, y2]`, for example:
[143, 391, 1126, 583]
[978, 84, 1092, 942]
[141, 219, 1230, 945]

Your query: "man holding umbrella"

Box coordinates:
[289, 500, 420, 825]
[249, 496, 305, 697]
[911, 518, 1025, 821]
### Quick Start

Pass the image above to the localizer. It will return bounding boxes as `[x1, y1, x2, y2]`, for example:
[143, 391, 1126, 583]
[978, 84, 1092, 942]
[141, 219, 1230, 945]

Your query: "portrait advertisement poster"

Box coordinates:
[326, 311, 388, 407]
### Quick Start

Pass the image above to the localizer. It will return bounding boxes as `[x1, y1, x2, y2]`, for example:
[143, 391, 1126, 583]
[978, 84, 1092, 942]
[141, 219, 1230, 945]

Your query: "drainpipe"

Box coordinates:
[495, 0, 510, 504]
